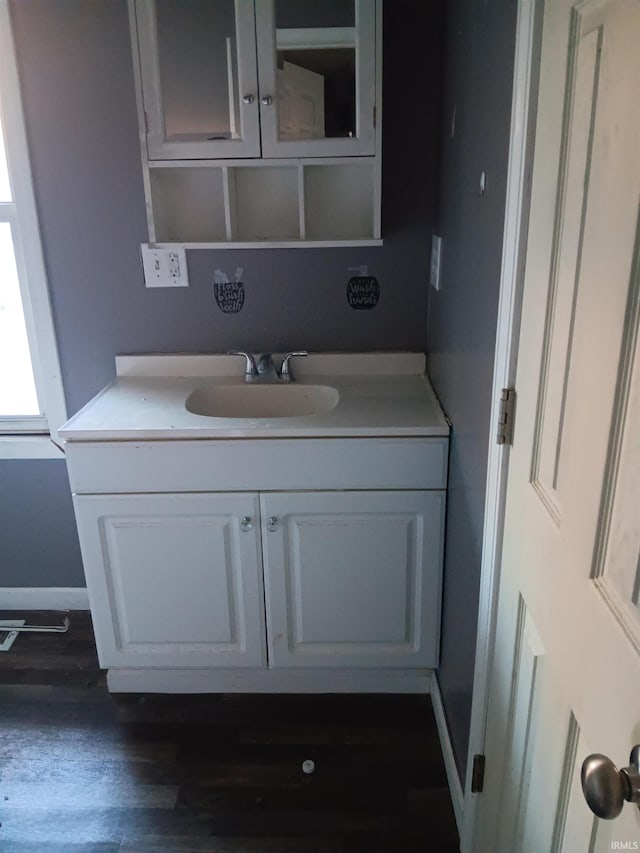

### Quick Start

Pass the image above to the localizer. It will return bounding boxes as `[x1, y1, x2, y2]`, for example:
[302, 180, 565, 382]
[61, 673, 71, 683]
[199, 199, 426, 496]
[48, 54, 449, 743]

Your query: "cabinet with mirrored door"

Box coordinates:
[129, 0, 382, 247]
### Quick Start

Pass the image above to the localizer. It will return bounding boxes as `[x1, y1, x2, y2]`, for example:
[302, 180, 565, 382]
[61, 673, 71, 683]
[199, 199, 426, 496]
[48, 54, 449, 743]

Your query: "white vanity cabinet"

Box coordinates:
[72, 484, 444, 677]
[65, 435, 447, 692]
[128, 0, 382, 246]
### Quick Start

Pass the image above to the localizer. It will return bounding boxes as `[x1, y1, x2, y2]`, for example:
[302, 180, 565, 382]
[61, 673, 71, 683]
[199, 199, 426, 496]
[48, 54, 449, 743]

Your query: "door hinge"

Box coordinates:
[496, 388, 516, 446]
[143, 110, 149, 135]
[471, 753, 486, 793]
[373, 105, 377, 128]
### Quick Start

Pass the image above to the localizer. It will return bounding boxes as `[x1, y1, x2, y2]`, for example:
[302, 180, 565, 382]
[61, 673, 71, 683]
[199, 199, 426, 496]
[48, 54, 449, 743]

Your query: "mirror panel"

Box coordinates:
[155, 0, 241, 142]
[274, 0, 356, 141]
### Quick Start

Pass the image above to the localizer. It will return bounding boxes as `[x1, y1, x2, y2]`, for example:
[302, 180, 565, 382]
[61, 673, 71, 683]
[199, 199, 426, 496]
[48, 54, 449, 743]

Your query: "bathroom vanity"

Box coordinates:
[60, 353, 449, 693]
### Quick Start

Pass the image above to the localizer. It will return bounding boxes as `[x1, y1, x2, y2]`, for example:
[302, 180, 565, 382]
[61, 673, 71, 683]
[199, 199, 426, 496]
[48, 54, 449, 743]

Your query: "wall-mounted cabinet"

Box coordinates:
[129, 0, 382, 248]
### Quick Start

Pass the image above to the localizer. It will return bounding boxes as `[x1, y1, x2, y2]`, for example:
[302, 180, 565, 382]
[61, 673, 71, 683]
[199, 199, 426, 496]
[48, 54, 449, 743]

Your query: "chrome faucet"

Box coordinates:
[279, 351, 308, 382]
[256, 353, 279, 382]
[227, 350, 308, 383]
[227, 350, 258, 381]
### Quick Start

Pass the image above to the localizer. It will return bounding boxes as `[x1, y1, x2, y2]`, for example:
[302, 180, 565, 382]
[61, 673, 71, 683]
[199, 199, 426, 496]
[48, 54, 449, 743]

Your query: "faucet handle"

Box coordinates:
[280, 351, 308, 382]
[227, 350, 257, 379]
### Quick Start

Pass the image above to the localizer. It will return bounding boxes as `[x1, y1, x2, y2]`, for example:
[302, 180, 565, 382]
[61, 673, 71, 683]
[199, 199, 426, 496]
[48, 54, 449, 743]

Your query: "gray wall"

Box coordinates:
[2, 0, 443, 588]
[0, 460, 82, 588]
[428, 0, 517, 781]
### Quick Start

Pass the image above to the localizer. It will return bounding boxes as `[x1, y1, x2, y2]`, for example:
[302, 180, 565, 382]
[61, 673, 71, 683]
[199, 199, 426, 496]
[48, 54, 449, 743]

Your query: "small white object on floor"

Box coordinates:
[302, 759, 315, 774]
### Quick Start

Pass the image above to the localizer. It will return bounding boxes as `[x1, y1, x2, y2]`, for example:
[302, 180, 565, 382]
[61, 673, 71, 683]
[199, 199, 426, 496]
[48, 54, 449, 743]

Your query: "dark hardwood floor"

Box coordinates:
[0, 612, 459, 853]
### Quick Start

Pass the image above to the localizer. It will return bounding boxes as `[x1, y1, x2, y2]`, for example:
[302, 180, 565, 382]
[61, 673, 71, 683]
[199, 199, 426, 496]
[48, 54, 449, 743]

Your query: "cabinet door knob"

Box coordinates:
[240, 516, 253, 532]
[242, 93, 255, 104]
[267, 516, 279, 532]
[261, 95, 273, 106]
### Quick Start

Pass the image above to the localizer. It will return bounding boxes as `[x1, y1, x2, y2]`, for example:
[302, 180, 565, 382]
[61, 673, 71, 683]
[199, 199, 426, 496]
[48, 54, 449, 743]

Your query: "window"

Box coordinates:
[0, 0, 66, 458]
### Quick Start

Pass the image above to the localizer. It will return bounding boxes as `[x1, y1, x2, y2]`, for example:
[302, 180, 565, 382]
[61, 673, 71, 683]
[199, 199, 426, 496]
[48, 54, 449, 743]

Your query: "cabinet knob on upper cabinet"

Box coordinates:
[240, 516, 253, 532]
[261, 95, 273, 106]
[267, 516, 279, 532]
[242, 94, 255, 104]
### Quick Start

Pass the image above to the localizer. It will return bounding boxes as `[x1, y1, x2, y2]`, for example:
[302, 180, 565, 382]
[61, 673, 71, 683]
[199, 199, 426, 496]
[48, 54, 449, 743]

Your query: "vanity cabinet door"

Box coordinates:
[73, 492, 265, 669]
[261, 491, 445, 669]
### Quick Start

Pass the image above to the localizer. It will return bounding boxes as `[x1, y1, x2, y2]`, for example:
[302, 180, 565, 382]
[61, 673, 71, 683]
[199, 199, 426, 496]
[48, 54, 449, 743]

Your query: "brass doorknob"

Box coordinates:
[581, 746, 640, 819]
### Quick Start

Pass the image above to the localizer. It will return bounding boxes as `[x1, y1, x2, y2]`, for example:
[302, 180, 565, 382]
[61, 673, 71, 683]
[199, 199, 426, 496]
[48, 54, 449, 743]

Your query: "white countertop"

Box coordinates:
[59, 353, 450, 441]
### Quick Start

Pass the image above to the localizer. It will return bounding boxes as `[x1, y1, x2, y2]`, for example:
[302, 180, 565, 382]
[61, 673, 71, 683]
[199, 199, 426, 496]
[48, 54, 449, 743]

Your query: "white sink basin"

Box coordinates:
[185, 383, 340, 419]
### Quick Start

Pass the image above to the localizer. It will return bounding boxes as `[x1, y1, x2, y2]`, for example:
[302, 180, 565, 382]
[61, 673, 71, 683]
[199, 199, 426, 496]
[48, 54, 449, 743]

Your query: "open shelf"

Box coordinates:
[145, 158, 379, 248]
[149, 167, 227, 243]
[229, 165, 300, 241]
[304, 163, 374, 240]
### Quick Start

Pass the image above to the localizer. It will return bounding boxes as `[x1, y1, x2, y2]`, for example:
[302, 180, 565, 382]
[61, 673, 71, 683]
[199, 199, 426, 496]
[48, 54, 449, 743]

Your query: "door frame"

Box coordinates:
[459, 2, 544, 850]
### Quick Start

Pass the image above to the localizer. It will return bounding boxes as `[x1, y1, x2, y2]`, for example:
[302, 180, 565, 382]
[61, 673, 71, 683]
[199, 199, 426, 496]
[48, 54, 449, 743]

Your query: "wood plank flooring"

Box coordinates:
[0, 612, 459, 852]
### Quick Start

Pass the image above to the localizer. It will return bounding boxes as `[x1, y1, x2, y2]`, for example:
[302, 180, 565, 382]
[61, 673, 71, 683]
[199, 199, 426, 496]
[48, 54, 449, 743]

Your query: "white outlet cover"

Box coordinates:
[141, 245, 189, 288]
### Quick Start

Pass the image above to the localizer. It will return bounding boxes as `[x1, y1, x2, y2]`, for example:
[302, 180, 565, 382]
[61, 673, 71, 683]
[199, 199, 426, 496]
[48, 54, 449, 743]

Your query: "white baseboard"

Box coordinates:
[431, 673, 465, 837]
[0, 587, 90, 610]
[108, 667, 433, 695]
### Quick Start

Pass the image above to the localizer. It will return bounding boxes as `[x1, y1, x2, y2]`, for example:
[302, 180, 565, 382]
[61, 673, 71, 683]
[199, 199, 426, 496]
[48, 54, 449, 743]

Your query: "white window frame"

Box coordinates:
[0, 0, 67, 459]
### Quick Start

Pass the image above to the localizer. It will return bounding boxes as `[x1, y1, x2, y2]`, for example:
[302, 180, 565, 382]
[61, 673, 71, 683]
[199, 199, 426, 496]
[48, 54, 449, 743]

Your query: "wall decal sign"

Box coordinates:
[213, 268, 245, 313]
[214, 281, 245, 313]
[347, 276, 379, 309]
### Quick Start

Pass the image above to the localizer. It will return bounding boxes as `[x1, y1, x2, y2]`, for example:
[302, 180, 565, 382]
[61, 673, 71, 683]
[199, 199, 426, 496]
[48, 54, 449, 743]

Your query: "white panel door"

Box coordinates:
[277, 61, 325, 140]
[477, 2, 640, 851]
[261, 491, 445, 668]
[73, 492, 265, 669]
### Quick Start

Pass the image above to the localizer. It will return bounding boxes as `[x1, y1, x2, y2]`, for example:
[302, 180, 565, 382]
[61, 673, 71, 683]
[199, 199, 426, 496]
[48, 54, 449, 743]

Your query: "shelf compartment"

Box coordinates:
[303, 163, 374, 240]
[228, 165, 300, 241]
[149, 166, 227, 243]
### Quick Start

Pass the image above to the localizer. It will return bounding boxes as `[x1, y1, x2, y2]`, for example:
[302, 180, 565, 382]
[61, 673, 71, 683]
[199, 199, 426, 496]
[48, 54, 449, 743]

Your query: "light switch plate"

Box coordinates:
[430, 234, 443, 290]
[141, 245, 189, 288]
